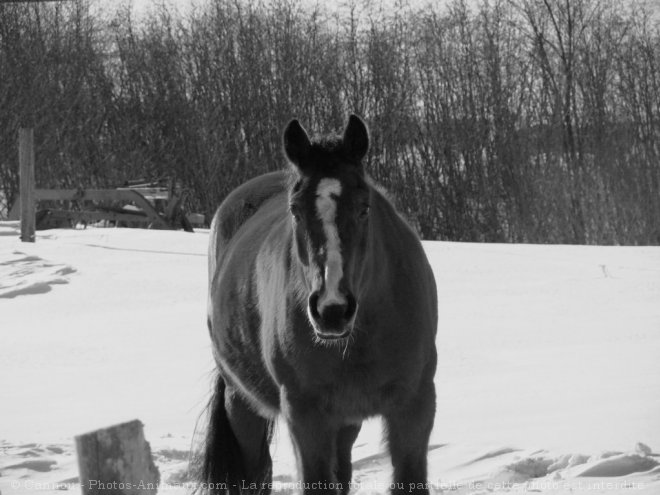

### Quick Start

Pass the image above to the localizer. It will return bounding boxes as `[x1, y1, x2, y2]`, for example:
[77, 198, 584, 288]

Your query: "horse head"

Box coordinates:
[283, 115, 371, 341]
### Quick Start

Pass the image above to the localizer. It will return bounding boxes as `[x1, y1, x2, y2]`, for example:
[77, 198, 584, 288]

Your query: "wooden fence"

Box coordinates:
[10, 128, 203, 241]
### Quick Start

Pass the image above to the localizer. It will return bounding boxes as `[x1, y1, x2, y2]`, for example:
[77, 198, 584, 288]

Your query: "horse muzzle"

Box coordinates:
[307, 290, 357, 340]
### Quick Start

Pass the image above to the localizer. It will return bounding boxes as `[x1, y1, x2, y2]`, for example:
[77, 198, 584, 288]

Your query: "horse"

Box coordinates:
[202, 115, 438, 495]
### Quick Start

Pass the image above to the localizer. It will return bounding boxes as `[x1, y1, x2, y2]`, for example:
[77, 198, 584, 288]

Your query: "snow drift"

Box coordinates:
[1, 221, 658, 494]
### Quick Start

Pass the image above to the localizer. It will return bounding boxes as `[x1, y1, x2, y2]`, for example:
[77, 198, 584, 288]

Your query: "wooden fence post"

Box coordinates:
[19, 128, 35, 242]
[75, 419, 160, 494]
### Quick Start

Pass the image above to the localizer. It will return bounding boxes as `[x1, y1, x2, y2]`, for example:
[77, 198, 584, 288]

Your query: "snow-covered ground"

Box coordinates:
[1, 221, 659, 494]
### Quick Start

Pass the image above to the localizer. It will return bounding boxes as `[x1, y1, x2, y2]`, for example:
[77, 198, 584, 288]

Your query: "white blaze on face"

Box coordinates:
[316, 178, 345, 308]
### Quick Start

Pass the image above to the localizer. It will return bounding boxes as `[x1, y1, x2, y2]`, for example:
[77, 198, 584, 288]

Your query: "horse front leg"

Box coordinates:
[282, 393, 340, 495]
[385, 381, 436, 495]
[335, 423, 361, 495]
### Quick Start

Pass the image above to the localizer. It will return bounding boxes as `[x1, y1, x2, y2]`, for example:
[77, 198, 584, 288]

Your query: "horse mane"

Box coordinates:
[310, 135, 344, 152]
[367, 177, 422, 238]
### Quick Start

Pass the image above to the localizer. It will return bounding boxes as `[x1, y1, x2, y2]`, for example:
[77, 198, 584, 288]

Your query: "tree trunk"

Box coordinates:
[75, 419, 160, 494]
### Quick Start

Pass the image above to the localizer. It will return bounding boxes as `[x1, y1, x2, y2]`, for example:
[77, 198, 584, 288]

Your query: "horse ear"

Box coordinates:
[343, 114, 369, 163]
[283, 119, 311, 170]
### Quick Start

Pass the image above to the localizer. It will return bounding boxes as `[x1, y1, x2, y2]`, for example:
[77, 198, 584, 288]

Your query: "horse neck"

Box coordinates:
[359, 186, 396, 299]
[287, 234, 313, 305]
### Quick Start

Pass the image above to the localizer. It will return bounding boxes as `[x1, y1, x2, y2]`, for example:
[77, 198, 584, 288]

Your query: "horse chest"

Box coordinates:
[331, 376, 399, 419]
[270, 313, 422, 419]
[298, 354, 405, 419]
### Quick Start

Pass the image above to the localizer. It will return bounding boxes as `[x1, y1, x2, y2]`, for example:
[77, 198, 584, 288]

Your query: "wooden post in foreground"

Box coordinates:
[75, 419, 160, 495]
[19, 128, 35, 242]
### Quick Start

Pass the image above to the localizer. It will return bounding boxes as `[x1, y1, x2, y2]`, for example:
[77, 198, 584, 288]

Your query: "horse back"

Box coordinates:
[208, 171, 288, 283]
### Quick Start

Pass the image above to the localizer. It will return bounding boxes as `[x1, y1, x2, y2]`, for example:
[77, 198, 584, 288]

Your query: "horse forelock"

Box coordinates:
[287, 133, 365, 177]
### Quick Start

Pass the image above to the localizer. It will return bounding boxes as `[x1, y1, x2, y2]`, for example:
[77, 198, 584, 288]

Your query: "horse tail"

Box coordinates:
[199, 374, 245, 495]
[197, 373, 274, 495]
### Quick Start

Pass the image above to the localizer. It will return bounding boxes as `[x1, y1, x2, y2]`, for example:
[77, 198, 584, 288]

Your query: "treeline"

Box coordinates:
[1, 0, 659, 243]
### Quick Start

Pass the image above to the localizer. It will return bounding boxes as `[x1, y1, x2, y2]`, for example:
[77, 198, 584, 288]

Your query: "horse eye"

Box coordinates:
[289, 204, 301, 222]
[359, 205, 370, 219]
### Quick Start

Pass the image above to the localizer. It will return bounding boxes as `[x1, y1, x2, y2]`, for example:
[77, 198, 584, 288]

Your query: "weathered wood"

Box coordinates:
[10, 189, 171, 229]
[31, 189, 169, 204]
[186, 212, 206, 226]
[8, 182, 196, 231]
[75, 420, 159, 495]
[40, 209, 153, 226]
[114, 189, 170, 228]
[122, 188, 170, 201]
[19, 128, 35, 242]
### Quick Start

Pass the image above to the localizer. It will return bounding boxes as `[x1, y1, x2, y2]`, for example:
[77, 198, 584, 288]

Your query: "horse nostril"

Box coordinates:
[308, 291, 321, 320]
[319, 293, 356, 324]
[344, 293, 357, 321]
[319, 304, 348, 326]
[308, 290, 357, 331]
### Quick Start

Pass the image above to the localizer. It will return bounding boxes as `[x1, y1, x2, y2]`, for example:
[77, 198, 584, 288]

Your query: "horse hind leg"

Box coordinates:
[335, 423, 361, 495]
[225, 386, 274, 494]
[199, 374, 273, 495]
[198, 374, 243, 494]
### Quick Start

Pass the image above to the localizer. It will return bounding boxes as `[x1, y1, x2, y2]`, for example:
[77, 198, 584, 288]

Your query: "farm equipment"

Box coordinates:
[8, 179, 204, 232]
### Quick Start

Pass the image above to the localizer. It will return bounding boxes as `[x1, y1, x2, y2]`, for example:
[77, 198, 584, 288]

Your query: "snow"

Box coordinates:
[1, 220, 659, 494]
[0, 253, 75, 298]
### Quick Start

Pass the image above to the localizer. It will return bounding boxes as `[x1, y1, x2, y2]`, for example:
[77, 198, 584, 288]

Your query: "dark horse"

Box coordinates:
[203, 115, 437, 495]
